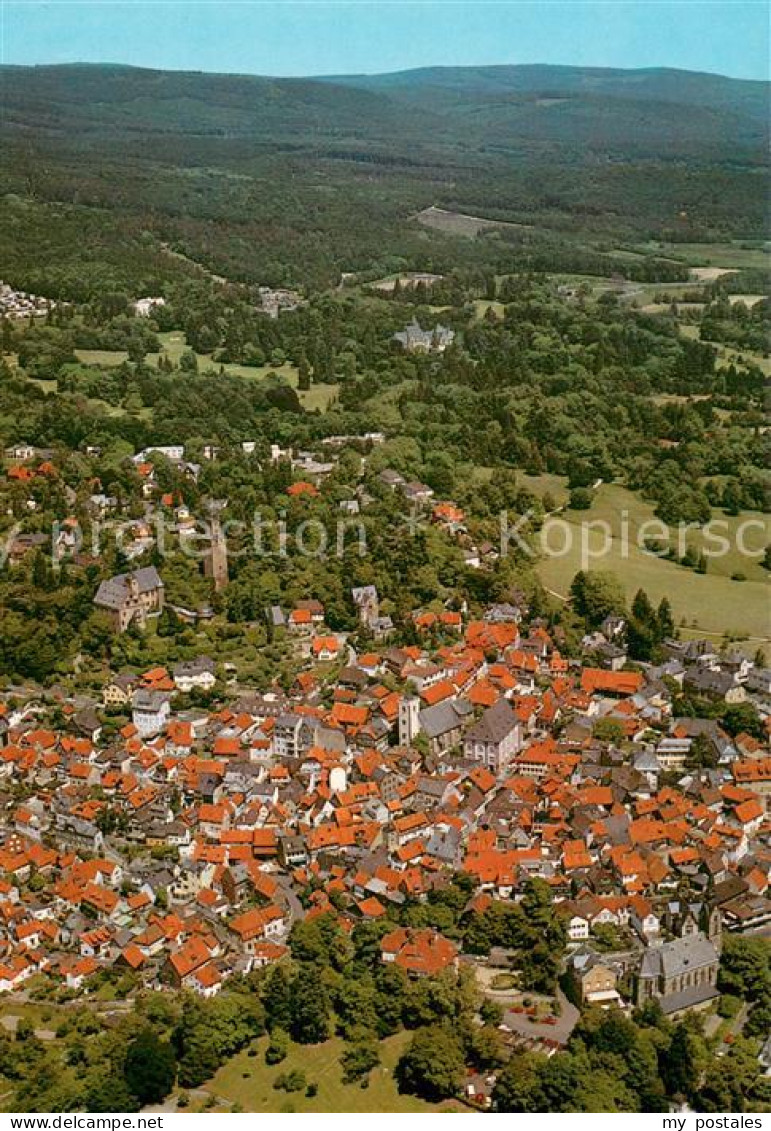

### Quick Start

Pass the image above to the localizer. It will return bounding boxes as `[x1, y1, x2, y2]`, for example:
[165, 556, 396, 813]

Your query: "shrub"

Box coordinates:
[265, 1029, 288, 1065]
[717, 994, 742, 1019]
[274, 1070, 306, 1093]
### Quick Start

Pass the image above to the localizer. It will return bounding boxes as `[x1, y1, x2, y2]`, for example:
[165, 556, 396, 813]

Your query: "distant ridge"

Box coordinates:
[0, 60, 766, 144]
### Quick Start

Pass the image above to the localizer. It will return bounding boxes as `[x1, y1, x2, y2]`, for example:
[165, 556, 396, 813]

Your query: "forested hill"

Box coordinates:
[1, 61, 767, 155]
[0, 62, 767, 293]
[325, 63, 768, 117]
[0, 63, 421, 142]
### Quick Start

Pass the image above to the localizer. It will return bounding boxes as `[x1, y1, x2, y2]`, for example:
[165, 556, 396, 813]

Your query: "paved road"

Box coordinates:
[716, 1002, 749, 1056]
[276, 873, 305, 925]
[0, 1015, 55, 1040]
[502, 988, 579, 1048]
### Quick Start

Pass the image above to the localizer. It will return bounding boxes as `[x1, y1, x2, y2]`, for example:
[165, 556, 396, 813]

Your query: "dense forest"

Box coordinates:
[0, 63, 768, 293]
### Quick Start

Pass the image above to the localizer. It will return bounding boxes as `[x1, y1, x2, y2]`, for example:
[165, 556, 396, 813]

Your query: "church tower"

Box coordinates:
[701, 902, 723, 952]
[399, 695, 421, 747]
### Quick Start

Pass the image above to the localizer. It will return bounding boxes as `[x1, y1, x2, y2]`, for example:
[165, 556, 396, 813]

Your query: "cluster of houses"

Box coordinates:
[378, 469, 497, 570]
[2, 432, 387, 567]
[256, 287, 305, 319]
[0, 282, 53, 320]
[0, 587, 767, 1023]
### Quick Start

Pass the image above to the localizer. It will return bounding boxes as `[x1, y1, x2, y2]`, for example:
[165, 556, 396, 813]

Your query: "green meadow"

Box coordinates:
[198, 1032, 463, 1114]
[525, 481, 769, 641]
[74, 330, 339, 412]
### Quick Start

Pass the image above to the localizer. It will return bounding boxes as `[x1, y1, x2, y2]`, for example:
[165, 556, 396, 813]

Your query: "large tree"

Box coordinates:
[395, 1025, 465, 1101]
[124, 1029, 177, 1106]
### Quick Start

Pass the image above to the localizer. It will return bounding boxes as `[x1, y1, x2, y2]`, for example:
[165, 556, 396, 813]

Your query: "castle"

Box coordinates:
[93, 566, 164, 632]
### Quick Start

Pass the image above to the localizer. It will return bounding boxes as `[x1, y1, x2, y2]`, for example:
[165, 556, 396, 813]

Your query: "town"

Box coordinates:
[0, 423, 768, 1112]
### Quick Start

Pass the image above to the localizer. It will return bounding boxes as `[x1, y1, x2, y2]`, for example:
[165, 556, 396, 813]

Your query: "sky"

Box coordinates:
[1, 1, 768, 80]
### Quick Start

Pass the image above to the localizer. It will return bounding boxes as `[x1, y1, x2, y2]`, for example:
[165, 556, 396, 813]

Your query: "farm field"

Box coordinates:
[523, 481, 769, 641]
[414, 205, 531, 237]
[198, 1031, 461, 1114]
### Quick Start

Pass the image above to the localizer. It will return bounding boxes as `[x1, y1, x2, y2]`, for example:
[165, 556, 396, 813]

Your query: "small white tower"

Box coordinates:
[399, 696, 421, 747]
[329, 765, 347, 795]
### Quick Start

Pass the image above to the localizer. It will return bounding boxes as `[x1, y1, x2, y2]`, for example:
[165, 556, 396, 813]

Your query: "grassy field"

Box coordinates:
[72, 348, 129, 367]
[638, 241, 769, 272]
[522, 480, 769, 641]
[365, 380, 414, 431]
[727, 294, 766, 307]
[678, 324, 770, 376]
[75, 331, 339, 412]
[28, 371, 154, 421]
[199, 1031, 461, 1114]
[473, 300, 506, 320]
[414, 205, 531, 238]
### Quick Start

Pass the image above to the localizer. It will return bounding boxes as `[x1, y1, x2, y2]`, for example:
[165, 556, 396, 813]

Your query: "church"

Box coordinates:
[634, 903, 722, 1018]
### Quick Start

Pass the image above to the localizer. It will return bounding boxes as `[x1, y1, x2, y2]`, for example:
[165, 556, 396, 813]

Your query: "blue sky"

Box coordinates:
[2, 1, 768, 80]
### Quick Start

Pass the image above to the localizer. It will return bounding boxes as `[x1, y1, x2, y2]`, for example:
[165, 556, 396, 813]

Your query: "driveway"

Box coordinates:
[502, 988, 579, 1048]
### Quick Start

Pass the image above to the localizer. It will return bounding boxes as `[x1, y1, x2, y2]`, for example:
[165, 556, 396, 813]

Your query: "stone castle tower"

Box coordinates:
[203, 502, 229, 591]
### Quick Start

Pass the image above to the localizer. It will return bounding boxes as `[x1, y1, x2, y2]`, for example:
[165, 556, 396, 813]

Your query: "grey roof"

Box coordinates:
[602, 813, 631, 845]
[275, 712, 303, 730]
[424, 827, 461, 862]
[393, 320, 455, 350]
[352, 585, 378, 604]
[266, 605, 286, 628]
[132, 689, 171, 711]
[379, 469, 405, 486]
[673, 717, 736, 757]
[633, 749, 661, 773]
[484, 603, 523, 623]
[568, 947, 618, 976]
[416, 775, 450, 797]
[419, 698, 472, 740]
[173, 656, 216, 678]
[683, 639, 719, 661]
[639, 932, 719, 981]
[656, 983, 720, 1016]
[684, 668, 737, 696]
[94, 566, 163, 610]
[108, 672, 138, 691]
[465, 698, 518, 745]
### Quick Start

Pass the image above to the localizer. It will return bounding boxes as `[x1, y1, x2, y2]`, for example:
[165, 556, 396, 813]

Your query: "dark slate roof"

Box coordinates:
[465, 698, 518, 745]
[657, 983, 720, 1016]
[419, 698, 472, 740]
[94, 566, 163, 610]
[639, 932, 719, 981]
